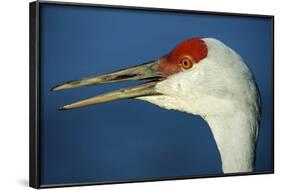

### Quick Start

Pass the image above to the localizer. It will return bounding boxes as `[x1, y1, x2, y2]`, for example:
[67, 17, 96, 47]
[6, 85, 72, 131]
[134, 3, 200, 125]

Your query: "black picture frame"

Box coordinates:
[29, 1, 274, 188]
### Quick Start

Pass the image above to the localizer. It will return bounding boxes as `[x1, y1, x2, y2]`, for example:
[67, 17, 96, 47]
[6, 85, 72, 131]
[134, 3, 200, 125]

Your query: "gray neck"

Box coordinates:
[205, 111, 259, 173]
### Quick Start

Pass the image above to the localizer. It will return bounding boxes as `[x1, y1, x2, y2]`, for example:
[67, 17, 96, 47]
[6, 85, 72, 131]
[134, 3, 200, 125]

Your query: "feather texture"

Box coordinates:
[138, 38, 261, 173]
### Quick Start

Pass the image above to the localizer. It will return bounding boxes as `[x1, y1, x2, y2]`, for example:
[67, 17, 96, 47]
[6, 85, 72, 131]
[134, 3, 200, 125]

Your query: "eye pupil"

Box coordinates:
[179, 57, 193, 69]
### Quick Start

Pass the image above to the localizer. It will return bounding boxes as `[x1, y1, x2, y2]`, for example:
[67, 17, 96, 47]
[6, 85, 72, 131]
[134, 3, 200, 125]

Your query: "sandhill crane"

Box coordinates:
[51, 38, 261, 174]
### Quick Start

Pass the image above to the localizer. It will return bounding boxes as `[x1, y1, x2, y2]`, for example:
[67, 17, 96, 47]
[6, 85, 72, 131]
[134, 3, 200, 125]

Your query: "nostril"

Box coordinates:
[113, 74, 138, 80]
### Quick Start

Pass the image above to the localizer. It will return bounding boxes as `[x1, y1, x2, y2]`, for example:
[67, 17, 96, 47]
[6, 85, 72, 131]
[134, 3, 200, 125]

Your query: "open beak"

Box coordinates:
[51, 59, 165, 110]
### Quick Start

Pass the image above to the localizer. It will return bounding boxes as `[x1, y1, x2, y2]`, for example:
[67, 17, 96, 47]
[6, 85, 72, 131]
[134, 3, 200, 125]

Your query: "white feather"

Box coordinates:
[137, 38, 261, 173]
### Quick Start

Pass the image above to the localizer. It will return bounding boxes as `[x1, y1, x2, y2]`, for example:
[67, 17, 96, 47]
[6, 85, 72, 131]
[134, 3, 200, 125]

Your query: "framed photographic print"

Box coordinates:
[29, 0, 274, 188]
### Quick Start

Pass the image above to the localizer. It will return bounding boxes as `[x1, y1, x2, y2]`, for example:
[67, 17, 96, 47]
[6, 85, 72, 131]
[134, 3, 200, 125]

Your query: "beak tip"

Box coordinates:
[57, 107, 67, 111]
[50, 85, 59, 91]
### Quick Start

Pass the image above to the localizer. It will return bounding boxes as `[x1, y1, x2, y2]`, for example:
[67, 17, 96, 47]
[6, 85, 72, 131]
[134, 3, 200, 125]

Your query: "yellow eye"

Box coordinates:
[179, 57, 193, 69]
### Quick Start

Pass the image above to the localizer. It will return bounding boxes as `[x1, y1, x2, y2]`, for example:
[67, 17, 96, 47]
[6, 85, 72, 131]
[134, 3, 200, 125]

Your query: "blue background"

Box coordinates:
[39, 4, 273, 185]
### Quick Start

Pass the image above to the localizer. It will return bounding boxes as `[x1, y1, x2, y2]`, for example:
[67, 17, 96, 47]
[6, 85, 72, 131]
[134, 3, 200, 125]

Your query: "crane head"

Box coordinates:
[51, 37, 259, 118]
